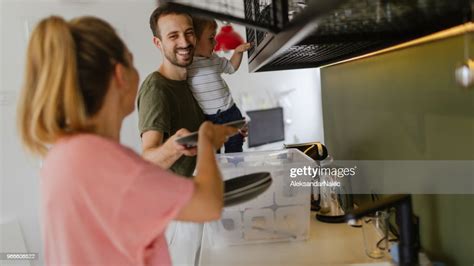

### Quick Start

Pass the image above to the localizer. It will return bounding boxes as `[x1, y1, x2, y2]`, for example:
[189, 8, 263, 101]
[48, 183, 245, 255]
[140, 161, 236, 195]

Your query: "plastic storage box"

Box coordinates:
[205, 149, 316, 246]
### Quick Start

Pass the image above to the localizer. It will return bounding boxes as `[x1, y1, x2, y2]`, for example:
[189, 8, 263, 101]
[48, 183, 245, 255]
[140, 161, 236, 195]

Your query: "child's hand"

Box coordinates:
[235, 42, 252, 53]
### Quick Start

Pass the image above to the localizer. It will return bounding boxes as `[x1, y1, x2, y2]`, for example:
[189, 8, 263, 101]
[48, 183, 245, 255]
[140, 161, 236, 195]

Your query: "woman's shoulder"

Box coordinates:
[55, 134, 130, 152]
[46, 134, 143, 171]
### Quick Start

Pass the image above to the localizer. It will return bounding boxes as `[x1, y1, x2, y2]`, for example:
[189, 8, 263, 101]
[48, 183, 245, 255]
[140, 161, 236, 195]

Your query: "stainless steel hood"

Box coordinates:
[160, 0, 473, 72]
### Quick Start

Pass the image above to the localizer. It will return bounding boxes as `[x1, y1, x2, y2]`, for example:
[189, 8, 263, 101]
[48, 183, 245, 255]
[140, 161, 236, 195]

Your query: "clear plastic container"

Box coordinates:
[205, 149, 316, 246]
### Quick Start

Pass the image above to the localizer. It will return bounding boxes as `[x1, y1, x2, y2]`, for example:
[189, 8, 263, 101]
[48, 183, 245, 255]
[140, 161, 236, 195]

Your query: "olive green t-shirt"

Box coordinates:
[137, 71, 205, 177]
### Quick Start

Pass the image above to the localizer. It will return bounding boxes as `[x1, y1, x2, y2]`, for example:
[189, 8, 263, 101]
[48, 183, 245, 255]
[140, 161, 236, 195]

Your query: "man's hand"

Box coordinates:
[141, 129, 197, 169]
[169, 128, 197, 157]
[235, 42, 252, 53]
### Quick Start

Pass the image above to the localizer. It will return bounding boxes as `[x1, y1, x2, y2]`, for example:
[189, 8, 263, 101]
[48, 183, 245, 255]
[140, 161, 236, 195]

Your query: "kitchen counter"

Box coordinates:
[199, 212, 394, 266]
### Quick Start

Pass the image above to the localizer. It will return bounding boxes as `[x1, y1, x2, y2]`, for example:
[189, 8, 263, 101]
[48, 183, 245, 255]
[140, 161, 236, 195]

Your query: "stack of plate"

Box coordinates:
[224, 172, 272, 207]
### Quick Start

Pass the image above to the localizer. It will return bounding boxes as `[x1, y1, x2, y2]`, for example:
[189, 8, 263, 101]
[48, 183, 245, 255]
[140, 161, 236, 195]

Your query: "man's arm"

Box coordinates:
[230, 42, 252, 71]
[141, 129, 197, 169]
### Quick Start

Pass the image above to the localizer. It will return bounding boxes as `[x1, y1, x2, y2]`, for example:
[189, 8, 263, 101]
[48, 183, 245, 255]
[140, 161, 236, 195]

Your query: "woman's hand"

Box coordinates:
[199, 121, 238, 150]
[239, 125, 248, 139]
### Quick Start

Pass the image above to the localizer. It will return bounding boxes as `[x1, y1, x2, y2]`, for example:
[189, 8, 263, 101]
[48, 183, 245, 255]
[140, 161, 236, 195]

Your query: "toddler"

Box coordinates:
[187, 17, 252, 153]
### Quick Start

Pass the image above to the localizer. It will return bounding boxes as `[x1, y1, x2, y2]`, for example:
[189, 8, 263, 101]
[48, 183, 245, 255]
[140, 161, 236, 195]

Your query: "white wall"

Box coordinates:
[0, 1, 323, 265]
[222, 24, 325, 150]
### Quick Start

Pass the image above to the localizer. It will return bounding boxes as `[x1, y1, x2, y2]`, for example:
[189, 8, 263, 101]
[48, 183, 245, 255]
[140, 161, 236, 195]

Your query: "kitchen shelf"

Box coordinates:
[158, 0, 472, 72]
[158, 0, 284, 33]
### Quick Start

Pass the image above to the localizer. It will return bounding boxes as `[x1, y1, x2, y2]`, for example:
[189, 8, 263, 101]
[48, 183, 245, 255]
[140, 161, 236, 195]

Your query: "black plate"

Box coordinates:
[224, 172, 272, 207]
[175, 119, 247, 147]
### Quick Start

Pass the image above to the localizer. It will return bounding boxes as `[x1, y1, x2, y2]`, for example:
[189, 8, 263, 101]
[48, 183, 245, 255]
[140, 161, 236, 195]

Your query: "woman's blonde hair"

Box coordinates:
[17, 16, 129, 156]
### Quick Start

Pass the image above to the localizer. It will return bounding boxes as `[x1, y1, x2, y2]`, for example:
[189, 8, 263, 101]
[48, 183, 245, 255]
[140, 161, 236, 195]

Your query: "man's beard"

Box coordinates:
[164, 44, 195, 67]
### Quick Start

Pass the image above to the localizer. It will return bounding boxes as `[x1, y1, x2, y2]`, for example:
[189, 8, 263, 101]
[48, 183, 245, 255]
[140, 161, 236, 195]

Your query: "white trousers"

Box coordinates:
[165, 221, 204, 266]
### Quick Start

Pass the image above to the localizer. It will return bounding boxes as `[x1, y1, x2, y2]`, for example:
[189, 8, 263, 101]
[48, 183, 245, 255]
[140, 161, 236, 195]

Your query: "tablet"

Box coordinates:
[222, 119, 247, 129]
[175, 119, 247, 147]
[175, 132, 199, 147]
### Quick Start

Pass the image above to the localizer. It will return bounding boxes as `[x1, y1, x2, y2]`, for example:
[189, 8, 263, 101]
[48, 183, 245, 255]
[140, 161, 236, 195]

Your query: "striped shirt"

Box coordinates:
[187, 54, 235, 115]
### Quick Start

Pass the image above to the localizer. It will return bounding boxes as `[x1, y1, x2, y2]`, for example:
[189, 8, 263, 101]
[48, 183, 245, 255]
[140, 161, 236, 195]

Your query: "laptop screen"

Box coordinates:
[247, 107, 285, 147]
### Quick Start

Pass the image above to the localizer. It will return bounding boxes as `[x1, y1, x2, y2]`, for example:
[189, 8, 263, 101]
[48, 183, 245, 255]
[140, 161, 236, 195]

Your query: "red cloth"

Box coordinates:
[215, 25, 244, 51]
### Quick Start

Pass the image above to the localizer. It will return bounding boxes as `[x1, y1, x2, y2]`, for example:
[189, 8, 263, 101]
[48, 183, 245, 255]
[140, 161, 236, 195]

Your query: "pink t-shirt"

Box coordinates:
[40, 134, 194, 266]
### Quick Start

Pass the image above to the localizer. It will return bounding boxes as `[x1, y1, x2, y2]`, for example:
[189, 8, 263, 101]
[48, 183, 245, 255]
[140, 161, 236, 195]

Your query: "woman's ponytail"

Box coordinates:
[17, 16, 127, 156]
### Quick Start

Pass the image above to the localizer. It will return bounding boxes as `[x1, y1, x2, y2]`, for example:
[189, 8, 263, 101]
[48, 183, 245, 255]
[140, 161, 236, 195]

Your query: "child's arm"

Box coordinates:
[230, 42, 252, 71]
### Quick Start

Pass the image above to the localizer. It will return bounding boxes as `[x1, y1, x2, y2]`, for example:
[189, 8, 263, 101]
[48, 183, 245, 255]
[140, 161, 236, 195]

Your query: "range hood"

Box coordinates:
[160, 0, 472, 72]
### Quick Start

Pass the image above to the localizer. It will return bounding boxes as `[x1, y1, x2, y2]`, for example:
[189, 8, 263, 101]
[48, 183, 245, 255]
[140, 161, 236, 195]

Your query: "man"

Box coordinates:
[137, 5, 205, 177]
[137, 6, 207, 266]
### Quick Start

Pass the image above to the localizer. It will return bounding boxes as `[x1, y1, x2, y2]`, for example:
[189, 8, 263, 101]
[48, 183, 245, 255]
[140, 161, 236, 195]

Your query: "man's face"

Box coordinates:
[154, 14, 196, 67]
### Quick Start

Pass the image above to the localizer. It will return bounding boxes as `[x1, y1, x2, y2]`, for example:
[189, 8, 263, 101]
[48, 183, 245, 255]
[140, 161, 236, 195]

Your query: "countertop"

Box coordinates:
[199, 211, 394, 266]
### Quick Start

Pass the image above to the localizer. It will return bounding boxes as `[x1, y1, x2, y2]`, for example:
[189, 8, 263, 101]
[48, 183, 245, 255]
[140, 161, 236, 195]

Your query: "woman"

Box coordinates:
[17, 16, 236, 265]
